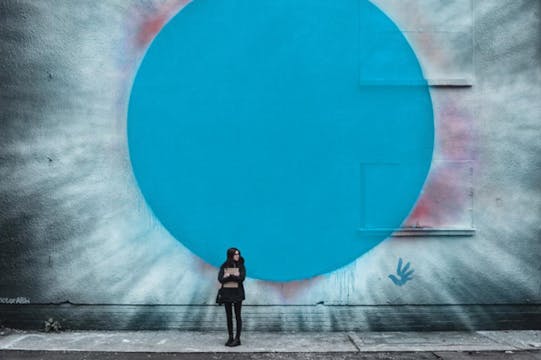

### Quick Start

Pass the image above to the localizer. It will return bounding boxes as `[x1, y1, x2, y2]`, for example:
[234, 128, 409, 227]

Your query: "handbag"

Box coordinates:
[215, 287, 224, 304]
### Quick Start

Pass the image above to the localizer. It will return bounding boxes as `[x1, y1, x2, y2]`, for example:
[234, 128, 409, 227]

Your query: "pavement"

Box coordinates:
[0, 329, 540, 359]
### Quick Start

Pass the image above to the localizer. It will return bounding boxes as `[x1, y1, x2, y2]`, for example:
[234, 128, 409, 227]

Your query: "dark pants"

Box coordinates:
[224, 302, 242, 339]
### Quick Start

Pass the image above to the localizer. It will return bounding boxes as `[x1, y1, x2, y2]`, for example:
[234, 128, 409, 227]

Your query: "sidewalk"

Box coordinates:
[0, 329, 540, 356]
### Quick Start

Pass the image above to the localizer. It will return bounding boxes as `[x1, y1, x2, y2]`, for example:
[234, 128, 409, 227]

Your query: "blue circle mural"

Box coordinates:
[128, 0, 434, 281]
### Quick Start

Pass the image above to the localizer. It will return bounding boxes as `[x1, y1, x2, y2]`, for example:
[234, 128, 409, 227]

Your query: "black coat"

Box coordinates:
[217, 261, 246, 303]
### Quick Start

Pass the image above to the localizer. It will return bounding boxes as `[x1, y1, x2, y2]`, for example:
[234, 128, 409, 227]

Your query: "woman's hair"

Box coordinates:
[224, 247, 245, 266]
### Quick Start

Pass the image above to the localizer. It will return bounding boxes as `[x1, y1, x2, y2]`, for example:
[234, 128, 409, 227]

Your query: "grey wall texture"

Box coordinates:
[0, 0, 540, 331]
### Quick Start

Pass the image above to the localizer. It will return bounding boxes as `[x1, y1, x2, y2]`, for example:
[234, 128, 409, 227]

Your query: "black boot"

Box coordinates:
[230, 336, 241, 346]
[225, 336, 234, 346]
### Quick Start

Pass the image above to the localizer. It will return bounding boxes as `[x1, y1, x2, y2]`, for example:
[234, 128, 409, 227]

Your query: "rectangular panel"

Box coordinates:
[404, 31, 474, 86]
[362, 0, 474, 86]
[359, 161, 474, 236]
[402, 160, 474, 231]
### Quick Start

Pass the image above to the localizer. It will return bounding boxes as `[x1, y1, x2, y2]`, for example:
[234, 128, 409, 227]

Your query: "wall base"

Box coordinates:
[1, 304, 540, 331]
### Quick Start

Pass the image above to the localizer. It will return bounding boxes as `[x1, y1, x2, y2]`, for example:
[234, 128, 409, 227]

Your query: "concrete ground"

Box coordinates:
[0, 329, 540, 359]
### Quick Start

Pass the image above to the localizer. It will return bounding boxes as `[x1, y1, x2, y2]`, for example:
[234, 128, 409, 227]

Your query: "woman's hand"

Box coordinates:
[224, 273, 230, 278]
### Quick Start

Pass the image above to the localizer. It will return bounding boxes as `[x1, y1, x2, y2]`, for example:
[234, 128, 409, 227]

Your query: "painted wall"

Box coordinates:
[0, 0, 540, 330]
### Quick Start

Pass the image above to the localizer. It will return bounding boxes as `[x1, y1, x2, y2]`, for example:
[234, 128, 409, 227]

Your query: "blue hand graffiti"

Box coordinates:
[388, 258, 415, 286]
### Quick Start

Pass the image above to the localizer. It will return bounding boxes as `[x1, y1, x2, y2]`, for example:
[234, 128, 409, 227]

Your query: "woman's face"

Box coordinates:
[233, 250, 240, 261]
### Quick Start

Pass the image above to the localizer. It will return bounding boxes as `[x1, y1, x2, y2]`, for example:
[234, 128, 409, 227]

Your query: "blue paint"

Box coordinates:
[128, 0, 434, 281]
[388, 258, 415, 286]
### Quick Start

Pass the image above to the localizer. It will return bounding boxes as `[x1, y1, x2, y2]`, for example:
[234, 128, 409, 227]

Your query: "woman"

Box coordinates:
[217, 247, 246, 346]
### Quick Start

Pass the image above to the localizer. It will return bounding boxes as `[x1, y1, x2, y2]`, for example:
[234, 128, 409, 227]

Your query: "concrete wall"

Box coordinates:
[0, 0, 540, 330]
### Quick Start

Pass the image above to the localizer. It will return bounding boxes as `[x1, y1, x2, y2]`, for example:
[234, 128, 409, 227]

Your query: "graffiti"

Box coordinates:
[0, 297, 30, 304]
[388, 258, 414, 286]
[127, 0, 434, 281]
[44, 318, 62, 332]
